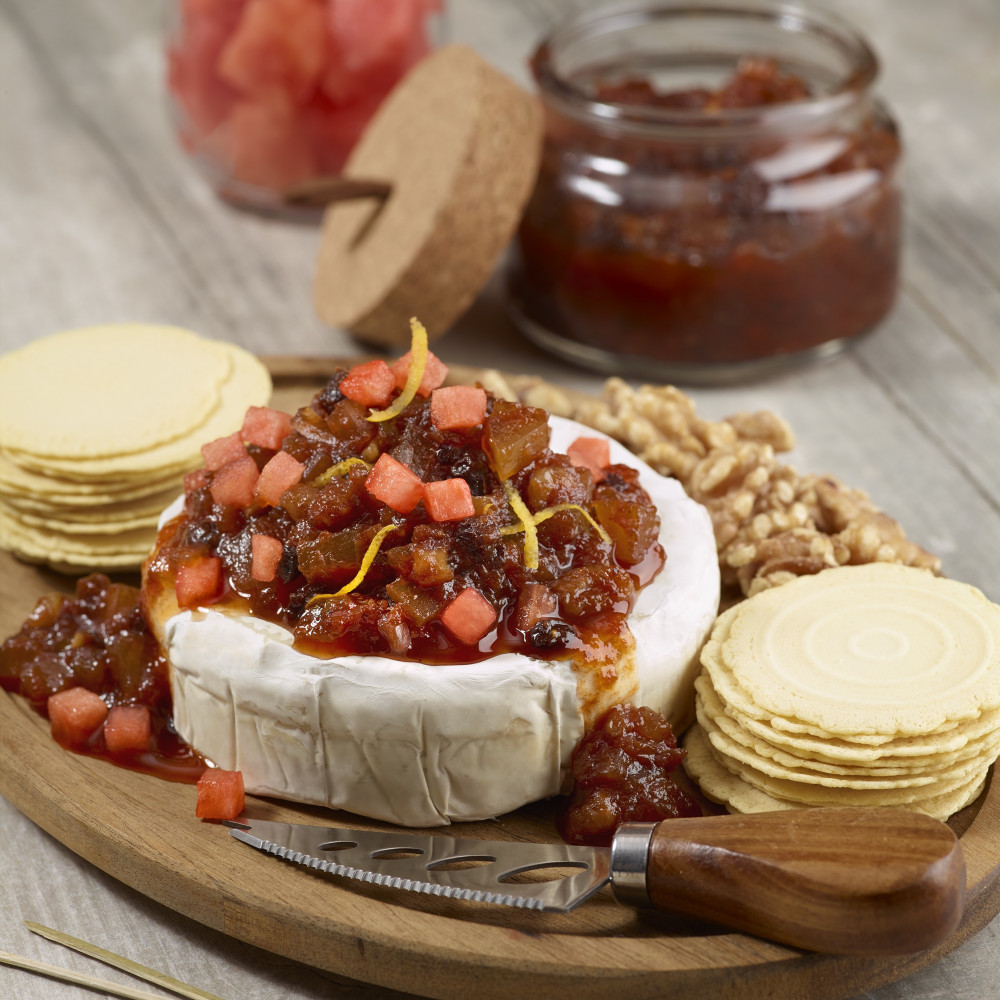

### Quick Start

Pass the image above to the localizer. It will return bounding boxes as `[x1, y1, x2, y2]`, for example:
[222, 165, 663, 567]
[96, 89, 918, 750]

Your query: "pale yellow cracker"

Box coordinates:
[710, 564, 1000, 737]
[4, 343, 271, 480]
[0, 507, 154, 557]
[683, 723, 989, 821]
[695, 673, 1000, 773]
[698, 698, 991, 790]
[0, 484, 181, 519]
[0, 453, 185, 502]
[0, 324, 233, 459]
[3, 501, 161, 535]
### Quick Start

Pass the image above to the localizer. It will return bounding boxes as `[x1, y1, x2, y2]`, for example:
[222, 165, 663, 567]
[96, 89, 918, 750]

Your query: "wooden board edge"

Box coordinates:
[1, 681, 998, 1000]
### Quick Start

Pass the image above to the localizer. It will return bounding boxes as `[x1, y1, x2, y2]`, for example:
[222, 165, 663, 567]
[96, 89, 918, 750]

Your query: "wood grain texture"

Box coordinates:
[644, 810, 965, 956]
[0, 585, 997, 1000]
[0, 368, 997, 997]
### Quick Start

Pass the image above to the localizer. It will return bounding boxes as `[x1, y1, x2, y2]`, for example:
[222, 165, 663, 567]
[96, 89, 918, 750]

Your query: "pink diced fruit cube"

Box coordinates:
[339, 360, 396, 408]
[168, 0, 438, 191]
[251, 533, 284, 582]
[429, 386, 487, 431]
[389, 348, 448, 397]
[423, 478, 475, 522]
[195, 768, 246, 820]
[365, 454, 424, 514]
[440, 588, 497, 645]
[176, 557, 223, 609]
[209, 455, 260, 507]
[216, 0, 327, 103]
[201, 431, 246, 471]
[255, 450, 304, 506]
[567, 437, 611, 483]
[241, 405, 293, 450]
[103, 705, 152, 753]
[47, 687, 108, 748]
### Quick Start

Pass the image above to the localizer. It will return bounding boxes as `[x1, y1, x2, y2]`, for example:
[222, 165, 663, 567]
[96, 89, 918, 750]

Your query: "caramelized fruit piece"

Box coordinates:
[482, 400, 550, 481]
[559, 704, 700, 846]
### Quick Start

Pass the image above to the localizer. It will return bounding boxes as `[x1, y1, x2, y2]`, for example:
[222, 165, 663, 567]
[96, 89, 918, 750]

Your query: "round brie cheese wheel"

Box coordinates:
[157, 417, 720, 826]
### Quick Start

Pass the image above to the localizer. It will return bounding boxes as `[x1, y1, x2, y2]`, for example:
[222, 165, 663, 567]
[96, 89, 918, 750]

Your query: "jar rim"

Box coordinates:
[531, 0, 880, 135]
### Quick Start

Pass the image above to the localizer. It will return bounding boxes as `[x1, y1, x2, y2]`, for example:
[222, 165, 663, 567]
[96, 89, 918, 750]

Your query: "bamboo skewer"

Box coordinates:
[0, 949, 175, 1000]
[0, 921, 228, 1000]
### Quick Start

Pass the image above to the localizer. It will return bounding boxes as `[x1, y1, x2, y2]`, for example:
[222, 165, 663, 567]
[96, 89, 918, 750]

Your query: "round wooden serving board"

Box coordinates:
[1, 364, 999, 1000]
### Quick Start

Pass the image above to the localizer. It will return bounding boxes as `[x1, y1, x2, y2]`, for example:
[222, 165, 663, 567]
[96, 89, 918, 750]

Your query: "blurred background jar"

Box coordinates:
[507, 1, 903, 384]
[166, 0, 444, 212]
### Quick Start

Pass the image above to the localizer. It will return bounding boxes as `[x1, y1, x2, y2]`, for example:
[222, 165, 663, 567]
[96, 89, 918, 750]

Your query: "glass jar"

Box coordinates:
[507, 1, 902, 383]
[165, 0, 445, 213]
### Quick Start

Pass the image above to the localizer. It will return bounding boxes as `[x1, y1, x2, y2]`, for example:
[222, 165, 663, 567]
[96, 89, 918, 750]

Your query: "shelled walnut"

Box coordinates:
[491, 373, 940, 601]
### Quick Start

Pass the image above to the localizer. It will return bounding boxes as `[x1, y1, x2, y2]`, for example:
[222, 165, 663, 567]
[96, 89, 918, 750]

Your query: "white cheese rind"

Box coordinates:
[162, 416, 720, 826]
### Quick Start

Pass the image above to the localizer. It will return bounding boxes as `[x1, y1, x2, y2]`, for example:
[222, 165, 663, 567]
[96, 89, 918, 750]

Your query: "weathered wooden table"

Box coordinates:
[1, 0, 997, 997]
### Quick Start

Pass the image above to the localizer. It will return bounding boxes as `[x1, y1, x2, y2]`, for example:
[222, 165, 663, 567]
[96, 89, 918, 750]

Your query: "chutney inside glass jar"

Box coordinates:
[507, 1, 902, 383]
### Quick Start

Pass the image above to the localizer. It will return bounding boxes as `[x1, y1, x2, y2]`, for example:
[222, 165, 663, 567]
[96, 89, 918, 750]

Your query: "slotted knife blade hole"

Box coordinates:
[425, 855, 497, 872]
[317, 840, 359, 852]
[499, 862, 590, 885]
[369, 847, 425, 860]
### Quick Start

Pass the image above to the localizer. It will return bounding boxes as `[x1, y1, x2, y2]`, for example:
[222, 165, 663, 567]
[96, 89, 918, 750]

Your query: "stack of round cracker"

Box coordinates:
[684, 563, 1000, 821]
[0, 324, 271, 573]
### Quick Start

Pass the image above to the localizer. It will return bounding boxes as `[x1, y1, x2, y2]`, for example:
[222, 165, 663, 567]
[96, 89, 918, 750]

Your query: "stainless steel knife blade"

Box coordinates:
[225, 808, 969, 956]
[227, 818, 616, 912]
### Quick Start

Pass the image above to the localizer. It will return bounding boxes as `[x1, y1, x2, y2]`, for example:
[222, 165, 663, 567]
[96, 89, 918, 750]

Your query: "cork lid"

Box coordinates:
[313, 45, 543, 348]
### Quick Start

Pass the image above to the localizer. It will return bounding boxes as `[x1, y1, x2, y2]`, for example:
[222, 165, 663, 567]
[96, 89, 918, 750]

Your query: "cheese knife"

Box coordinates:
[227, 807, 965, 956]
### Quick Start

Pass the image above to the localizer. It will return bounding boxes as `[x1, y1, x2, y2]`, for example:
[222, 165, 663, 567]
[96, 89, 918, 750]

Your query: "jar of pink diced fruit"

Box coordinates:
[166, 0, 444, 212]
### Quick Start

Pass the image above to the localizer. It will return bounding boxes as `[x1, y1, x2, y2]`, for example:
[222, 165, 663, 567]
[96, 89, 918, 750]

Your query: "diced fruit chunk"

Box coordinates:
[515, 583, 558, 632]
[255, 450, 304, 506]
[210, 454, 260, 507]
[103, 705, 152, 753]
[241, 405, 293, 449]
[225, 94, 317, 190]
[390, 348, 448, 397]
[365, 454, 424, 514]
[385, 578, 441, 626]
[176, 557, 223, 609]
[482, 400, 550, 481]
[201, 431, 246, 471]
[567, 437, 611, 483]
[48, 687, 108, 747]
[440, 588, 497, 644]
[423, 478, 475, 522]
[339, 360, 396, 408]
[196, 768, 246, 820]
[251, 533, 284, 581]
[430, 386, 487, 431]
[217, 0, 327, 102]
[184, 468, 208, 494]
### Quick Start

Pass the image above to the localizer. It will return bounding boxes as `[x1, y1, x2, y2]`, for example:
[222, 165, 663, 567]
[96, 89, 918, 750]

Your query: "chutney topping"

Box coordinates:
[144, 372, 665, 677]
[559, 703, 701, 846]
[0, 573, 206, 781]
[1, 355, 702, 837]
[510, 56, 901, 368]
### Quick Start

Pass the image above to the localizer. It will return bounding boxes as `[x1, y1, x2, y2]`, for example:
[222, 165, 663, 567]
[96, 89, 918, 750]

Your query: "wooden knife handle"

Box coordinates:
[635, 807, 965, 955]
